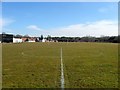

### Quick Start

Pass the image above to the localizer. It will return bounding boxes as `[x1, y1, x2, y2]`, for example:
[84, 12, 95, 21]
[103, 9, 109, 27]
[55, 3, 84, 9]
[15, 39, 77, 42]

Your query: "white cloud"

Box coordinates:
[26, 25, 42, 31]
[0, 18, 15, 27]
[0, 18, 15, 33]
[41, 20, 118, 37]
[25, 20, 118, 37]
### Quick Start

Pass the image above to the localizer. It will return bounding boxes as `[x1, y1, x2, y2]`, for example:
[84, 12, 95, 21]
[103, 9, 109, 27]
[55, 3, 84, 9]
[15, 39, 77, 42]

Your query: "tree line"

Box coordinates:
[46, 35, 119, 43]
[13, 34, 119, 43]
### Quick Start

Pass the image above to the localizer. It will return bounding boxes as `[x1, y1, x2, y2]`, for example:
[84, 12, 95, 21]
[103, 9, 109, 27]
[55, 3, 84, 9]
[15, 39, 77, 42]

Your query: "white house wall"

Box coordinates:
[13, 38, 22, 43]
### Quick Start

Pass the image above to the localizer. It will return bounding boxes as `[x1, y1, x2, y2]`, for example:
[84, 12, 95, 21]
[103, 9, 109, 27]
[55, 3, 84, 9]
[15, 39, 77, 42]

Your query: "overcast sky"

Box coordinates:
[1, 2, 118, 37]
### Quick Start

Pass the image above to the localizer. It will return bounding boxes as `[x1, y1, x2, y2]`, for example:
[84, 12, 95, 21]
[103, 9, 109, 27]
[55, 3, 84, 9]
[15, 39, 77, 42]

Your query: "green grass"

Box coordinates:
[0, 44, 2, 89]
[63, 42, 118, 88]
[2, 42, 118, 88]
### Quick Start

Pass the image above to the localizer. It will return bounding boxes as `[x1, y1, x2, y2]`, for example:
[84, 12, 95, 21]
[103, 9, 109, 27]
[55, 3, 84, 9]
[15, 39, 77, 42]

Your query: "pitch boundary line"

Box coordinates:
[61, 47, 64, 89]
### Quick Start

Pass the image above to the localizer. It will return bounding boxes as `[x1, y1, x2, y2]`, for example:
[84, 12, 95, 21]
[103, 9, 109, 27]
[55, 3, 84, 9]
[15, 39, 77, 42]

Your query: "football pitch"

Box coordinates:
[2, 42, 118, 88]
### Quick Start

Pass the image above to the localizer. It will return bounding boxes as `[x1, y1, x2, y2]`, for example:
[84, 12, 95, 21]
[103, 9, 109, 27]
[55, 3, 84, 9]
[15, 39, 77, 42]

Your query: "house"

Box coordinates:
[13, 38, 22, 43]
[0, 34, 13, 43]
[35, 37, 40, 42]
[21, 38, 28, 42]
[42, 38, 46, 42]
[28, 37, 36, 42]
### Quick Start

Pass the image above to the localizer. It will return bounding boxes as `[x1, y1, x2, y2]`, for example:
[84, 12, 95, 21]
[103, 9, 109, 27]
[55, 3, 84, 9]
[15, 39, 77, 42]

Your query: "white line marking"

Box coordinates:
[61, 47, 64, 89]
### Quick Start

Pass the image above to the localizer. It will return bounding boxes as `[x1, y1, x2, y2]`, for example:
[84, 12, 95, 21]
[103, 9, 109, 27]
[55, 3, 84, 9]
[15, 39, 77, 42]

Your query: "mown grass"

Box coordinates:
[2, 42, 118, 88]
[63, 42, 118, 88]
[0, 44, 2, 89]
[2, 43, 61, 88]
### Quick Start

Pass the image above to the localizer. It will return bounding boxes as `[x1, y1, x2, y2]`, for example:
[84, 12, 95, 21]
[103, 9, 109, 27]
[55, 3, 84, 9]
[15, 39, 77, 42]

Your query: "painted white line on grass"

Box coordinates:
[60, 47, 64, 89]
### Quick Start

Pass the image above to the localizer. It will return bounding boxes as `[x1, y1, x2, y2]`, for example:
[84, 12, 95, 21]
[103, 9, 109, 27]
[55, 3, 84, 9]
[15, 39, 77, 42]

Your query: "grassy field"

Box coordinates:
[2, 42, 118, 88]
[0, 44, 2, 89]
